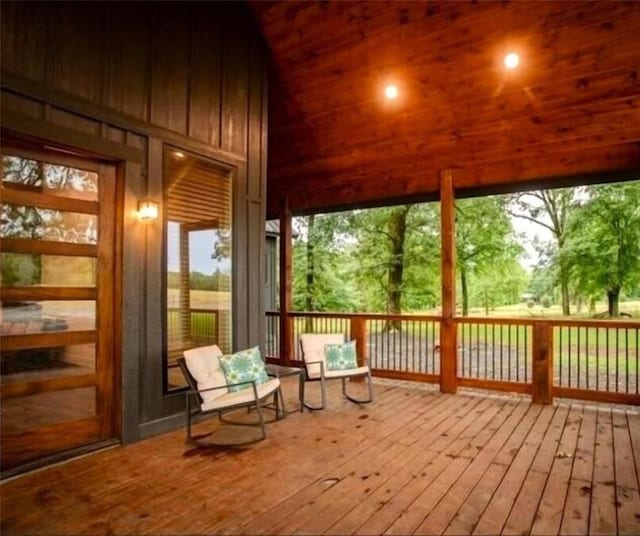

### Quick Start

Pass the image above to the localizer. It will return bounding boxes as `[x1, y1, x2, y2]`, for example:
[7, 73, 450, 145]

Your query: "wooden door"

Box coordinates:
[0, 145, 118, 472]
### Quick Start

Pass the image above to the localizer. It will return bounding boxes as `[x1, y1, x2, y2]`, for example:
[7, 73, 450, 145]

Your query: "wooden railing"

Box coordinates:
[266, 311, 640, 405]
[551, 319, 639, 403]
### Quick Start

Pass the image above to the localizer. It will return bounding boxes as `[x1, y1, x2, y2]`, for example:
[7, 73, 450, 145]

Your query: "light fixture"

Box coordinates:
[138, 199, 159, 221]
[504, 52, 520, 69]
[173, 151, 185, 158]
[384, 85, 399, 100]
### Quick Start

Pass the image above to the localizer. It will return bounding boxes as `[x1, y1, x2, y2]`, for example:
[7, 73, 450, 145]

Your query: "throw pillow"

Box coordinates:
[324, 340, 358, 371]
[219, 346, 269, 392]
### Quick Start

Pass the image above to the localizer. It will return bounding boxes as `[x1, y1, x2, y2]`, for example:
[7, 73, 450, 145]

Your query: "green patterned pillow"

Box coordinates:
[324, 340, 358, 371]
[219, 346, 269, 392]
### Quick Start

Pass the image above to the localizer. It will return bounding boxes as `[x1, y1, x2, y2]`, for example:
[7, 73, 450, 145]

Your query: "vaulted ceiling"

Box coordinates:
[249, 1, 640, 217]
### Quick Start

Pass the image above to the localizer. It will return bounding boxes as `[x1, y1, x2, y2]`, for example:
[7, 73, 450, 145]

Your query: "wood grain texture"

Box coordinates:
[2, 380, 638, 534]
[249, 0, 640, 216]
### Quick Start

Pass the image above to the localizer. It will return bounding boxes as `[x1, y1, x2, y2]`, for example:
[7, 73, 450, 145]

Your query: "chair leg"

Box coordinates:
[254, 397, 267, 442]
[275, 386, 287, 418]
[343, 370, 374, 404]
[302, 378, 326, 411]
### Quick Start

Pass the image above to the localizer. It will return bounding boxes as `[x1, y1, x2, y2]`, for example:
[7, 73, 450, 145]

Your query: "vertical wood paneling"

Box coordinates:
[247, 32, 266, 201]
[150, 5, 189, 135]
[105, 4, 151, 121]
[247, 201, 264, 348]
[48, 2, 106, 103]
[1, 1, 269, 437]
[233, 163, 249, 351]
[221, 13, 249, 155]
[0, 1, 47, 81]
[188, 5, 223, 145]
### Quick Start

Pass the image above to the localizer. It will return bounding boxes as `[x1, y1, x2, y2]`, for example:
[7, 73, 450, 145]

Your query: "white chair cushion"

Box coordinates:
[299, 333, 346, 377]
[324, 366, 370, 380]
[201, 378, 281, 412]
[184, 345, 227, 405]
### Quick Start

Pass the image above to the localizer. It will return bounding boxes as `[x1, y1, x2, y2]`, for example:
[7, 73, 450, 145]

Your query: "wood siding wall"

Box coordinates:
[1, 1, 268, 440]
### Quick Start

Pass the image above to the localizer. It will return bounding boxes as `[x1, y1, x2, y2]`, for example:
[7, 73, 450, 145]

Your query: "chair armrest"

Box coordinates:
[187, 379, 257, 396]
[303, 359, 325, 378]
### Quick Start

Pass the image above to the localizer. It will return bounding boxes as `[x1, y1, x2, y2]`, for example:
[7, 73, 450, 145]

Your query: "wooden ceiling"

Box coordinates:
[249, 0, 640, 217]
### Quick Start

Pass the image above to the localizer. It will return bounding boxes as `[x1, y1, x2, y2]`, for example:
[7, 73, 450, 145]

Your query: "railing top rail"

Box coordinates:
[454, 316, 535, 326]
[548, 318, 640, 329]
[269, 311, 441, 322]
[266, 311, 639, 328]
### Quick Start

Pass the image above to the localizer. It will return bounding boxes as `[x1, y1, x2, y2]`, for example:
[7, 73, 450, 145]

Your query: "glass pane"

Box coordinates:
[0, 204, 98, 243]
[1, 343, 96, 377]
[1, 387, 96, 432]
[1, 253, 96, 287]
[165, 149, 232, 392]
[1, 301, 95, 335]
[2, 155, 98, 201]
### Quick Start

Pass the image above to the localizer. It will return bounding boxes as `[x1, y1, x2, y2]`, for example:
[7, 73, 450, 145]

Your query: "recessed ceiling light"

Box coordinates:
[385, 85, 399, 99]
[504, 52, 520, 69]
[173, 151, 185, 158]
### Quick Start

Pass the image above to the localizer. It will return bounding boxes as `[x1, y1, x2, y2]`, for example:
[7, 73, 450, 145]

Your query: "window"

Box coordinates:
[164, 148, 232, 391]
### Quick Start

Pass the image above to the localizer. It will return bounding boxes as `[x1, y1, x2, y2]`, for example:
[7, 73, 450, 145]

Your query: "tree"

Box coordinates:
[562, 181, 640, 317]
[347, 203, 440, 323]
[509, 189, 577, 315]
[456, 196, 522, 316]
[292, 212, 358, 313]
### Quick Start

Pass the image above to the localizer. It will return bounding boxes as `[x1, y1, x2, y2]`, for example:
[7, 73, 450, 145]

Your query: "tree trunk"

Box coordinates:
[385, 206, 410, 330]
[560, 271, 571, 316]
[460, 264, 469, 316]
[607, 287, 620, 317]
[305, 214, 315, 332]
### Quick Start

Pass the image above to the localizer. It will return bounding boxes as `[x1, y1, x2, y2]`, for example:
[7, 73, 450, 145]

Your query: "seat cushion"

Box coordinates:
[325, 340, 358, 371]
[299, 333, 345, 377]
[219, 346, 269, 393]
[201, 378, 280, 412]
[183, 345, 227, 405]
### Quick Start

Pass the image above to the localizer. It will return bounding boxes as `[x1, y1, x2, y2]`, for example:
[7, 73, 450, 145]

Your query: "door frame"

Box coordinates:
[0, 138, 123, 473]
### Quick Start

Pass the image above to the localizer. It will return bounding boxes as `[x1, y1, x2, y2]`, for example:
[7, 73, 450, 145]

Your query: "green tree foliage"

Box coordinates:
[562, 181, 640, 316]
[508, 189, 577, 315]
[456, 196, 523, 315]
[292, 213, 359, 312]
[346, 204, 440, 316]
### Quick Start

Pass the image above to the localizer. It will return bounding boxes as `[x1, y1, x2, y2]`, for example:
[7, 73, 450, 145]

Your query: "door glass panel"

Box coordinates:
[2, 155, 98, 201]
[1, 144, 113, 473]
[1, 343, 96, 377]
[1, 387, 97, 432]
[1, 204, 97, 243]
[1, 253, 96, 287]
[164, 148, 232, 392]
[1, 300, 95, 335]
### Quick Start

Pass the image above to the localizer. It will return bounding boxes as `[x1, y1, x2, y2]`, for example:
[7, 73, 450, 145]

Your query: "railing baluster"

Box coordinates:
[625, 328, 629, 394]
[606, 328, 610, 391]
[616, 327, 620, 393]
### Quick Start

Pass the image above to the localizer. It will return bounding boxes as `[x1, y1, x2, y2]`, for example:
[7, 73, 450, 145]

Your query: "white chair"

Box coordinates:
[177, 345, 284, 446]
[299, 333, 374, 411]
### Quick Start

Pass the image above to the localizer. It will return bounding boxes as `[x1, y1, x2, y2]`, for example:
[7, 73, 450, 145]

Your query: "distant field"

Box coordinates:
[167, 289, 230, 310]
[416, 299, 640, 319]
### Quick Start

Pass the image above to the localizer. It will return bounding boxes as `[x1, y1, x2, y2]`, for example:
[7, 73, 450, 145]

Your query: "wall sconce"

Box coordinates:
[138, 199, 159, 221]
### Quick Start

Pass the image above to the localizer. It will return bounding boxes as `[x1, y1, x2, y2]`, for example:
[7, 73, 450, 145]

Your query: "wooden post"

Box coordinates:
[279, 197, 293, 365]
[350, 316, 367, 382]
[532, 322, 554, 404]
[440, 170, 458, 394]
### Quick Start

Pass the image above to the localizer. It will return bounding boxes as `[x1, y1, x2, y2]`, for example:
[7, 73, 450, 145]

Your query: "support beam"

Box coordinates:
[440, 170, 457, 394]
[532, 322, 554, 404]
[279, 197, 293, 364]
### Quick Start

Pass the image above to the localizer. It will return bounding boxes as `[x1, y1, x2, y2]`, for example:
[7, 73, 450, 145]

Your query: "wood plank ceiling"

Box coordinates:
[249, 1, 640, 217]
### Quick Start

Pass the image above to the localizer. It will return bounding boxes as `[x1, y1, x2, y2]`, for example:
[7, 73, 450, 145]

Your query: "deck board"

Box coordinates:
[1, 378, 638, 536]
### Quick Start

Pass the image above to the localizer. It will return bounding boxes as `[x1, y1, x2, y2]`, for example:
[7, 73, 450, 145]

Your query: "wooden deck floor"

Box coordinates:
[1, 377, 639, 535]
